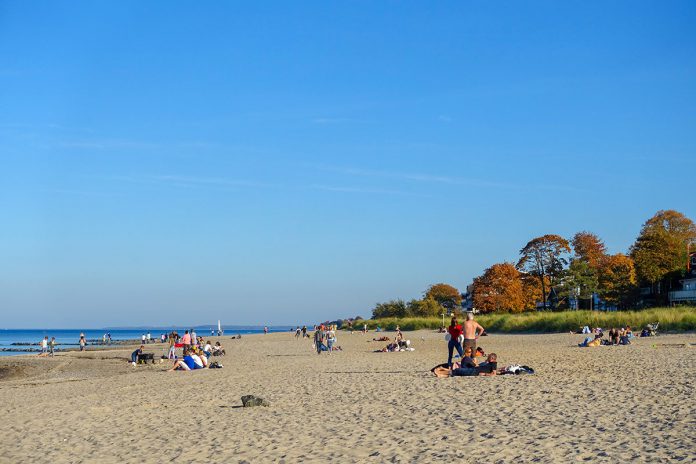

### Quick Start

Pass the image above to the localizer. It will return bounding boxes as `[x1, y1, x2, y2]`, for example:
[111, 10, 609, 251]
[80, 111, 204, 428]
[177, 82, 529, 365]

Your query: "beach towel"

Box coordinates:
[502, 365, 535, 375]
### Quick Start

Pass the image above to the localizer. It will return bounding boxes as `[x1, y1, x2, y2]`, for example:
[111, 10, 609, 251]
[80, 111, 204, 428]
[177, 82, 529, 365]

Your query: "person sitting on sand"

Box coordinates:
[190, 349, 206, 368]
[169, 349, 197, 371]
[212, 342, 225, 356]
[203, 341, 212, 357]
[609, 328, 620, 345]
[433, 353, 497, 377]
[131, 345, 144, 366]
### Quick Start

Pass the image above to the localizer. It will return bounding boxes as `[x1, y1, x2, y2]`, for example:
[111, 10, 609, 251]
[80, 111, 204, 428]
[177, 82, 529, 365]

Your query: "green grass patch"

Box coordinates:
[346, 307, 696, 333]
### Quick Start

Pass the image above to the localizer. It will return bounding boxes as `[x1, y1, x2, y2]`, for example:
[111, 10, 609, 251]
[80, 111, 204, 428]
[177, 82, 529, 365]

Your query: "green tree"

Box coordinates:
[371, 300, 408, 318]
[558, 260, 598, 308]
[516, 234, 571, 309]
[406, 297, 442, 318]
[598, 253, 637, 309]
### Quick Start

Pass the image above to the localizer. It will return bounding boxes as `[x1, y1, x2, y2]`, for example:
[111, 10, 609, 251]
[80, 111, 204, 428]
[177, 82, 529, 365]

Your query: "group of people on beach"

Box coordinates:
[432, 313, 497, 377]
[313, 324, 341, 354]
[578, 326, 634, 347]
[294, 326, 310, 338]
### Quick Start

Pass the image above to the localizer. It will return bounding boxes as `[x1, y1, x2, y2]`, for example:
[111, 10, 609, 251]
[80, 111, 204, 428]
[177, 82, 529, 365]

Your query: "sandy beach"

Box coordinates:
[1, 330, 694, 463]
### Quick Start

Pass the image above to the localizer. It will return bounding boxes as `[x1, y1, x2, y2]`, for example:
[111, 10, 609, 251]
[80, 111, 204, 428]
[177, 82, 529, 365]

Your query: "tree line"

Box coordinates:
[371, 210, 695, 318]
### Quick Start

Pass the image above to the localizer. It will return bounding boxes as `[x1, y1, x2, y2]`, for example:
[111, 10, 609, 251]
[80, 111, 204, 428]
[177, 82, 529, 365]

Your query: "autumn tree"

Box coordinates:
[598, 253, 637, 308]
[571, 231, 607, 269]
[520, 273, 546, 310]
[424, 283, 462, 312]
[630, 210, 696, 299]
[516, 235, 571, 309]
[471, 263, 525, 313]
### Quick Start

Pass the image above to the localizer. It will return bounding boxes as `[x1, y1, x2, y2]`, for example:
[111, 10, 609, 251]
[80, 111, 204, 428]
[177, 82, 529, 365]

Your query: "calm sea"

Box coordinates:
[0, 326, 293, 356]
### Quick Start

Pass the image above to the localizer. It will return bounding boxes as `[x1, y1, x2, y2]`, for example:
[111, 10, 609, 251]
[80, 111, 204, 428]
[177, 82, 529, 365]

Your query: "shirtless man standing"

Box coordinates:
[463, 312, 485, 354]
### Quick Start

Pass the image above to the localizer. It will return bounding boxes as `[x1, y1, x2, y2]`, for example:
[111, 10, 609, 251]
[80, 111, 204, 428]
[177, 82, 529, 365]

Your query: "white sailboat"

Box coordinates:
[217, 320, 222, 336]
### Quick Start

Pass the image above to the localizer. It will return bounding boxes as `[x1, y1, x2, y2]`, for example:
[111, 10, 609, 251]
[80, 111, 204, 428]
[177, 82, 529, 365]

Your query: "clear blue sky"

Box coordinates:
[1, 1, 694, 328]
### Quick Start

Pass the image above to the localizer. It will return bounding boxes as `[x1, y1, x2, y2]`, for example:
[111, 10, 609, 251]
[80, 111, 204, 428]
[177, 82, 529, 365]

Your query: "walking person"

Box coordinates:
[326, 326, 337, 354]
[49, 337, 56, 356]
[79, 333, 86, 352]
[40, 336, 48, 354]
[314, 326, 326, 354]
[447, 317, 464, 367]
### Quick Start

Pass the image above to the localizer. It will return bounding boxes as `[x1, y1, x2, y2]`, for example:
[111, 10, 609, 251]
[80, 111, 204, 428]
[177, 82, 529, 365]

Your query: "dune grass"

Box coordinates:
[347, 307, 696, 333]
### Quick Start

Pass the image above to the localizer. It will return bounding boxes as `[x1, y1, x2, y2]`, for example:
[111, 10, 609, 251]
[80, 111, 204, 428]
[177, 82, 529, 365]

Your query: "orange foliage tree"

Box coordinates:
[424, 283, 461, 312]
[471, 263, 525, 313]
[571, 231, 607, 269]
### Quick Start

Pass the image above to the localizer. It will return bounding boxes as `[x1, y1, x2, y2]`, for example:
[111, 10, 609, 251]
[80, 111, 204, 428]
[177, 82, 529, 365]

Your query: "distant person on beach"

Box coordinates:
[181, 330, 192, 349]
[314, 326, 326, 354]
[40, 336, 48, 354]
[447, 317, 464, 367]
[363, 323, 368, 334]
[168, 333, 177, 359]
[463, 312, 484, 354]
[79, 334, 86, 351]
[326, 326, 337, 354]
[212, 341, 225, 356]
[131, 345, 144, 366]
[191, 330, 197, 346]
[142, 334, 146, 345]
[203, 341, 212, 357]
[302, 326, 308, 338]
[295, 327, 301, 338]
[264, 326, 268, 335]
[49, 337, 56, 356]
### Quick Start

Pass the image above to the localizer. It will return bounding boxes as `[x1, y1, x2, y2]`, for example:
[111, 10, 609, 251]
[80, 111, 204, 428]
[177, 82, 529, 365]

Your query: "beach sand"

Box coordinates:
[1, 330, 694, 463]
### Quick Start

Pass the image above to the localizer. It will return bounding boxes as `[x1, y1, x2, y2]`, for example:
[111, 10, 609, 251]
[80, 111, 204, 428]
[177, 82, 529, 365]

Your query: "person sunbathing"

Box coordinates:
[432, 353, 497, 377]
[372, 336, 390, 342]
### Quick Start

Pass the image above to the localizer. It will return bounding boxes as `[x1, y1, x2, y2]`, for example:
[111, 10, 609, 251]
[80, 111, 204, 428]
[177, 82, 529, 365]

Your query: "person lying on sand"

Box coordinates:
[430, 346, 478, 373]
[432, 353, 497, 377]
[372, 336, 390, 342]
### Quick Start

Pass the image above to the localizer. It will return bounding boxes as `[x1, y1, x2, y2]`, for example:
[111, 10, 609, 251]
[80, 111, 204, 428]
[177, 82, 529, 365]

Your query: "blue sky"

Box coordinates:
[1, 1, 695, 328]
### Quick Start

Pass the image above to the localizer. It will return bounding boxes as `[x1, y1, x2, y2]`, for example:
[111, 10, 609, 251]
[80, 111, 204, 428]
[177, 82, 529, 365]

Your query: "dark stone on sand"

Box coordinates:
[241, 395, 269, 407]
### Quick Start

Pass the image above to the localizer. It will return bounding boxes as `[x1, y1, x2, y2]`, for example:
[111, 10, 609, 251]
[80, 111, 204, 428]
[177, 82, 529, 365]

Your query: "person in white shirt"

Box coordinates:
[40, 336, 48, 354]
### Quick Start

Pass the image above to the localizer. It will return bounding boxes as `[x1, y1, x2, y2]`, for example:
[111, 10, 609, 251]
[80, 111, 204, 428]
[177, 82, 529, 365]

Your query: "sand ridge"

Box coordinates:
[1, 330, 694, 463]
